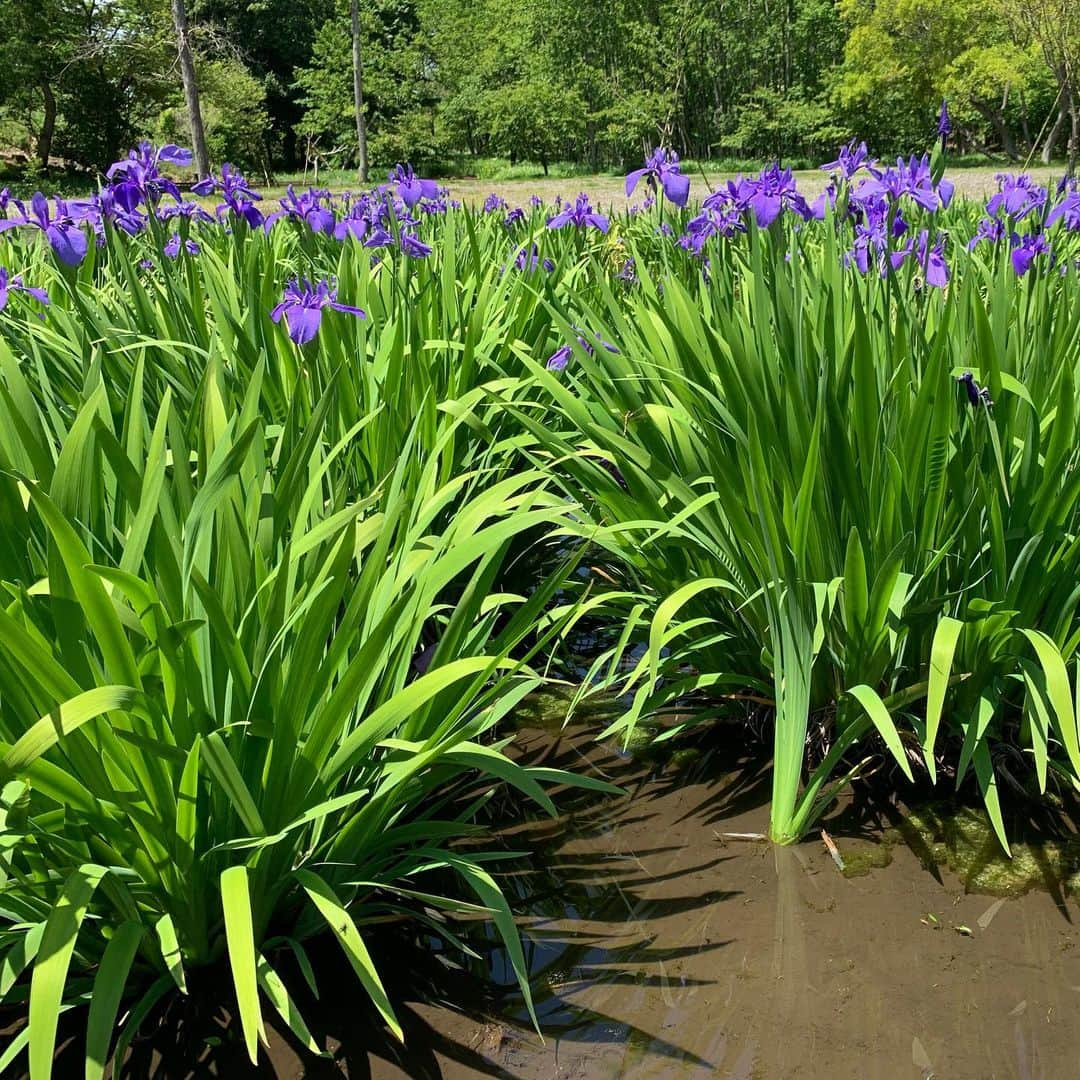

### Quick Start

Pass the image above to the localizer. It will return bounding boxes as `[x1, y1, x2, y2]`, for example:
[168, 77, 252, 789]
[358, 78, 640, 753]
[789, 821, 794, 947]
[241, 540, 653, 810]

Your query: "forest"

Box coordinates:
[1, 0, 1078, 180]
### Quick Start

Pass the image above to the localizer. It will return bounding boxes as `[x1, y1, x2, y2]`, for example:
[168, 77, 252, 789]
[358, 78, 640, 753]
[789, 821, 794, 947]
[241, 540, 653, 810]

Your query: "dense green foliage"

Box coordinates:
[2, 0, 1078, 176]
[0, 134, 1079, 1070]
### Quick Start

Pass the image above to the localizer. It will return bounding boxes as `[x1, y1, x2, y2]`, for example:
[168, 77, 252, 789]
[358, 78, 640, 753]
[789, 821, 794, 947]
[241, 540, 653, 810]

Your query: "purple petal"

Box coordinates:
[158, 144, 193, 167]
[398, 179, 422, 207]
[285, 304, 322, 345]
[328, 301, 367, 319]
[926, 256, 949, 288]
[547, 345, 572, 371]
[30, 192, 50, 227]
[335, 218, 368, 241]
[307, 208, 336, 234]
[749, 192, 782, 228]
[662, 171, 691, 208]
[46, 224, 88, 266]
[625, 169, 647, 198]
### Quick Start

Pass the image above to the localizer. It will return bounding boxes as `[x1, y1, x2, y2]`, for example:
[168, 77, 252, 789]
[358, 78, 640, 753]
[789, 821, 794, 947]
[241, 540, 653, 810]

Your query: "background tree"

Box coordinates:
[351, 0, 369, 181]
[1, 0, 1078, 177]
[171, 0, 210, 176]
[1005, 0, 1080, 171]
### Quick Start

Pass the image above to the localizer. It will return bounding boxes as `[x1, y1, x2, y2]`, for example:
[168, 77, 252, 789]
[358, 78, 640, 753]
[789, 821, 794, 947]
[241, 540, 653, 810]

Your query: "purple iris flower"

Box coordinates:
[820, 141, 873, 181]
[1010, 232, 1051, 276]
[264, 186, 336, 235]
[968, 217, 1006, 250]
[529, 194, 543, 208]
[547, 328, 618, 371]
[504, 207, 526, 228]
[547, 193, 610, 233]
[164, 233, 200, 258]
[680, 204, 745, 255]
[625, 148, 691, 208]
[0, 267, 49, 311]
[390, 164, 440, 208]
[334, 197, 373, 242]
[547, 344, 573, 370]
[986, 175, 1047, 221]
[157, 200, 215, 224]
[704, 165, 812, 228]
[0, 193, 89, 266]
[861, 155, 951, 212]
[106, 141, 190, 208]
[483, 193, 508, 213]
[270, 277, 367, 345]
[68, 189, 143, 239]
[418, 188, 451, 214]
[193, 164, 263, 228]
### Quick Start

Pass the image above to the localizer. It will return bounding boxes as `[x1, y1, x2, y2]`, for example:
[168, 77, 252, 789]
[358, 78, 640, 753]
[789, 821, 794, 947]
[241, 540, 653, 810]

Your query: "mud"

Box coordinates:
[359, 728, 1080, 1080]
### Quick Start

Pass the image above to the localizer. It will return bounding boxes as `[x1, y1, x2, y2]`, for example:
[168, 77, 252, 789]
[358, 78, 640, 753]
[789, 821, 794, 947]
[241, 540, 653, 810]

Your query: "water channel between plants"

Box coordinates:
[242, 719, 1080, 1080]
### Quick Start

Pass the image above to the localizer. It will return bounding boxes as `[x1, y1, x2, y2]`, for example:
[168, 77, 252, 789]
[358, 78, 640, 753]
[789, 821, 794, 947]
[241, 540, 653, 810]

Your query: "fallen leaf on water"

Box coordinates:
[912, 1035, 933, 1070]
[977, 899, 1006, 931]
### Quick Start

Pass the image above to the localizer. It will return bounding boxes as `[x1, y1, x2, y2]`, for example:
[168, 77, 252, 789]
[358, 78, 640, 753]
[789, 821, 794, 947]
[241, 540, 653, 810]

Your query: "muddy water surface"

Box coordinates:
[361, 727, 1080, 1080]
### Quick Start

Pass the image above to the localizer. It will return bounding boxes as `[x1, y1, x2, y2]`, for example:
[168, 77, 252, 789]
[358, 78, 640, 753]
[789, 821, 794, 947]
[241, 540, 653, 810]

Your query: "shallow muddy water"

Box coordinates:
[355, 727, 1080, 1080]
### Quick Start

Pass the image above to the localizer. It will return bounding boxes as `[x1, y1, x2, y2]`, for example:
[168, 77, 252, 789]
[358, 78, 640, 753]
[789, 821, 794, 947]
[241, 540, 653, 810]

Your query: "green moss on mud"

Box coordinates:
[890, 804, 1080, 898]
[840, 843, 893, 877]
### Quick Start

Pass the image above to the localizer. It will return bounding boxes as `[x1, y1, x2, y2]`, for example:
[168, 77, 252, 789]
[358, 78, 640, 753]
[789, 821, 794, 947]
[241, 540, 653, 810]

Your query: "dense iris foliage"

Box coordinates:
[0, 135, 1078, 1073]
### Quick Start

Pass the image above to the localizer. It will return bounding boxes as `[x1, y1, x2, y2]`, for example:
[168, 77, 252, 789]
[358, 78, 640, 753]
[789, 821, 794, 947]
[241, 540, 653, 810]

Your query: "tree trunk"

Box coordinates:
[1068, 91, 1079, 176]
[351, 0, 369, 183]
[170, 0, 210, 179]
[1042, 104, 1067, 164]
[38, 82, 56, 170]
[973, 101, 1017, 160]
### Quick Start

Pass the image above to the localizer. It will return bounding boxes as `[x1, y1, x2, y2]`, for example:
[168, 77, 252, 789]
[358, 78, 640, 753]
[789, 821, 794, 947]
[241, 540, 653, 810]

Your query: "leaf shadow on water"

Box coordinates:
[450, 726, 745, 1072]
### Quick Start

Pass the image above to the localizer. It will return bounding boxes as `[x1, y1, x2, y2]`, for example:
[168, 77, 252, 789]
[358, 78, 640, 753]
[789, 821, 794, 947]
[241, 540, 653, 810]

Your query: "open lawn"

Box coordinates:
[258, 164, 1065, 208]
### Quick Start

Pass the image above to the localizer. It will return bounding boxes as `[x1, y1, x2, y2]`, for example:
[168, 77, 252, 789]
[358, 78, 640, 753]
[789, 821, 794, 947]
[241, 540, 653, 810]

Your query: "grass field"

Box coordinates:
[260, 165, 1064, 208]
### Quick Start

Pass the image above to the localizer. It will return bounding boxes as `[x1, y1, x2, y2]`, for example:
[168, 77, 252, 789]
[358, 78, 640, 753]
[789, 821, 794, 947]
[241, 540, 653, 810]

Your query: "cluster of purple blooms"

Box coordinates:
[3, 137, 1080, 352]
[966, 173, 1080, 276]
